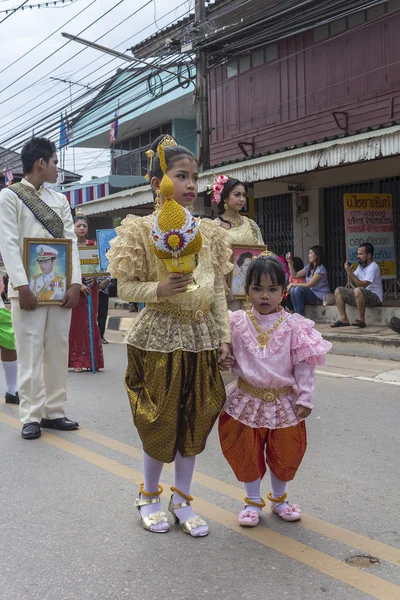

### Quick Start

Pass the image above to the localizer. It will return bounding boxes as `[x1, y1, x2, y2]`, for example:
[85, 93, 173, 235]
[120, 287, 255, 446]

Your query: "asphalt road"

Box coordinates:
[0, 341, 399, 600]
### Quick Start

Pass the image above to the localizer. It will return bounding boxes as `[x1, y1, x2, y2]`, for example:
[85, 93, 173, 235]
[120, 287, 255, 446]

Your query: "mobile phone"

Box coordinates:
[347, 261, 352, 267]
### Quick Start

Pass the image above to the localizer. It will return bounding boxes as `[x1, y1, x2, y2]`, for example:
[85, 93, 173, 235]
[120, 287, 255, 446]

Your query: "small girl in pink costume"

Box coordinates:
[219, 253, 331, 527]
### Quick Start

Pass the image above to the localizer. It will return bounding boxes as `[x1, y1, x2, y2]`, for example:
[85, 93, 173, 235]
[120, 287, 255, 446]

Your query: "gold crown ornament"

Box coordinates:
[151, 138, 202, 292]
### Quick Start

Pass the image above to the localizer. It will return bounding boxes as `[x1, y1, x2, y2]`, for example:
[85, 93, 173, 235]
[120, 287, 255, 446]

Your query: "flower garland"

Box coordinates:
[211, 174, 229, 204]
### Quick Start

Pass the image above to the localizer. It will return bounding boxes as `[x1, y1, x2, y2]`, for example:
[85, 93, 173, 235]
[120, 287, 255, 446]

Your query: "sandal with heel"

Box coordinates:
[134, 483, 169, 533]
[267, 492, 301, 522]
[238, 497, 266, 527]
[168, 486, 208, 537]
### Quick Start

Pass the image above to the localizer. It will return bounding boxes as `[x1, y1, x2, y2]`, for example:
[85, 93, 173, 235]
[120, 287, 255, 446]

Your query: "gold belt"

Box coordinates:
[237, 377, 292, 402]
[146, 302, 210, 324]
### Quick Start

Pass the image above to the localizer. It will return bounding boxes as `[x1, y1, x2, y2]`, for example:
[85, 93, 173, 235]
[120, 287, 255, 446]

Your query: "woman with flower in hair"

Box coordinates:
[107, 135, 232, 538]
[213, 176, 264, 307]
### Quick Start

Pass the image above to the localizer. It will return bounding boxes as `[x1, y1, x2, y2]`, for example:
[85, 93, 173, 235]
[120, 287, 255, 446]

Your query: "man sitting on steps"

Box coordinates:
[331, 243, 383, 329]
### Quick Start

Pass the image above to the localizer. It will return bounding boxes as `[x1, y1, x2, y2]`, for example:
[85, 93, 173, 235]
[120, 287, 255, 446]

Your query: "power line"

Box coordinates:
[0, 0, 132, 100]
[0, 2, 191, 138]
[0, 0, 79, 13]
[0, 0, 30, 24]
[0, 0, 99, 76]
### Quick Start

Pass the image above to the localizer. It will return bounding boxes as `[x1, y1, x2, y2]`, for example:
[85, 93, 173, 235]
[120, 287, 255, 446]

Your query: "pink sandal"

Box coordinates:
[267, 492, 301, 522]
[238, 497, 266, 527]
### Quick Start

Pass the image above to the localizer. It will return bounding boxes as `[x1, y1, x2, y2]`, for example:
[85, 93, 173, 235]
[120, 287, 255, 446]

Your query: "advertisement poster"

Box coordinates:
[343, 193, 396, 279]
[96, 229, 116, 272]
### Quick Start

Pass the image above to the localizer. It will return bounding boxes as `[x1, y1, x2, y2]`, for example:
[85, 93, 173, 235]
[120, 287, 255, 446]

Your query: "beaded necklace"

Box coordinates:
[246, 309, 285, 349]
[224, 215, 244, 228]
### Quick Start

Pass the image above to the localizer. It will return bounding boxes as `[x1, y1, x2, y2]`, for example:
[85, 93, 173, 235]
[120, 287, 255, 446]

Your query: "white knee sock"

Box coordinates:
[269, 471, 288, 507]
[2, 360, 18, 395]
[244, 478, 262, 512]
[173, 451, 208, 535]
[139, 451, 165, 521]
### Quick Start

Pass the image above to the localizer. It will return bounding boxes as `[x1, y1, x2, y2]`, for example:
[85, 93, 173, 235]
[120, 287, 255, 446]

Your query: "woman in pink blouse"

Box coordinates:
[218, 253, 331, 528]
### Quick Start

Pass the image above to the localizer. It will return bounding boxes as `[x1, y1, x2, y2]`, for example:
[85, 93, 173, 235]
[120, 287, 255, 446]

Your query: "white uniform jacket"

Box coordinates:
[0, 179, 81, 299]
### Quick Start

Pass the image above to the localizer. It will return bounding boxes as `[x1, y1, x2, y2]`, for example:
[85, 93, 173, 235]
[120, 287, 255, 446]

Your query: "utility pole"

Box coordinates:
[195, 0, 210, 170]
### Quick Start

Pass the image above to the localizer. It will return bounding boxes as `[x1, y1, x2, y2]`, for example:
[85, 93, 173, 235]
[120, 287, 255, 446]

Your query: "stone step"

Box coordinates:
[315, 323, 400, 361]
[305, 304, 400, 326]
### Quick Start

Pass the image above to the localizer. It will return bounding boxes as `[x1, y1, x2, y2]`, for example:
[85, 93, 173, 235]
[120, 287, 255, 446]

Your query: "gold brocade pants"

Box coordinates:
[125, 345, 226, 463]
[218, 411, 307, 483]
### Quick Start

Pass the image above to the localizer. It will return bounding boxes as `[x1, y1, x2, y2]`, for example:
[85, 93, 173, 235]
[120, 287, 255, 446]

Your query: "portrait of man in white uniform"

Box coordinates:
[29, 244, 66, 302]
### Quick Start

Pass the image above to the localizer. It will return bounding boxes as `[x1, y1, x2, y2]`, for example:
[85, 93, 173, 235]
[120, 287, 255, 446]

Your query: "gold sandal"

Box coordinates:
[168, 486, 208, 537]
[134, 483, 169, 533]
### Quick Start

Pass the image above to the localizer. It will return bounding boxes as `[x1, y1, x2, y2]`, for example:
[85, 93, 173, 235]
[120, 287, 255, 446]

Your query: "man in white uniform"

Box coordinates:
[29, 245, 66, 302]
[331, 243, 383, 329]
[0, 137, 81, 439]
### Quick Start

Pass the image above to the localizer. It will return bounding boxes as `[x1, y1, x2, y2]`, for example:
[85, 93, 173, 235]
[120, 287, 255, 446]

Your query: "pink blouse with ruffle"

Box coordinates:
[224, 309, 332, 429]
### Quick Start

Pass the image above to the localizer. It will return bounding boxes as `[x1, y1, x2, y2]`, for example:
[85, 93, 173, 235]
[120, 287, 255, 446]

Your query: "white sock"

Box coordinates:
[139, 452, 166, 530]
[269, 471, 288, 508]
[244, 478, 262, 512]
[172, 451, 208, 536]
[2, 360, 18, 395]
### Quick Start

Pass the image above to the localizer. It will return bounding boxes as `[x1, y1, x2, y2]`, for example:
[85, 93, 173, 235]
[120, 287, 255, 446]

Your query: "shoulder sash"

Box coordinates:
[10, 182, 64, 238]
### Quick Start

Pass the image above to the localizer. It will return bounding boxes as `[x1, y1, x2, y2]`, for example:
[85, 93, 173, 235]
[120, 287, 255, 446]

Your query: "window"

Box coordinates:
[140, 131, 150, 146]
[265, 44, 278, 62]
[131, 135, 140, 150]
[121, 139, 130, 152]
[239, 56, 251, 73]
[252, 49, 264, 67]
[161, 122, 172, 135]
[388, 0, 400, 12]
[314, 24, 329, 42]
[348, 11, 365, 28]
[330, 17, 347, 35]
[367, 5, 386, 20]
[150, 126, 161, 142]
[227, 60, 238, 78]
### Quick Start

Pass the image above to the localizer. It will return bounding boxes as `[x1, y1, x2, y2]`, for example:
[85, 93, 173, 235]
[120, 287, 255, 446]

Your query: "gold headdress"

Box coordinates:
[252, 247, 276, 260]
[76, 208, 84, 216]
[151, 137, 202, 266]
[144, 135, 179, 181]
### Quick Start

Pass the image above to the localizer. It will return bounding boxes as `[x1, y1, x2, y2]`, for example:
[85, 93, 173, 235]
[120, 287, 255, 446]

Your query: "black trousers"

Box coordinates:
[97, 292, 109, 339]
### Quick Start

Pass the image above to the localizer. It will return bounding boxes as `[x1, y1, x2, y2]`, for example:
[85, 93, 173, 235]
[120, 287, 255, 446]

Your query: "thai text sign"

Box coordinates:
[344, 193, 396, 279]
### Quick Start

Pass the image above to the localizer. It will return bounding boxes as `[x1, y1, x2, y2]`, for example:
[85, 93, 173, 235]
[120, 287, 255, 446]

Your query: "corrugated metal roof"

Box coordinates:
[83, 123, 400, 214]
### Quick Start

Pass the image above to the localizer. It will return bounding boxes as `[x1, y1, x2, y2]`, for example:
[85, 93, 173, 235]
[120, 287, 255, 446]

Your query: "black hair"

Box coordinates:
[293, 256, 304, 272]
[217, 177, 249, 216]
[74, 214, 89, 225]
[21, 137, 56, 175]
[309, 245, 325, 275]
[358, 242, 374, 257]
[237, 251, 254, 268]
[148, 134, 197, 198]
[245, 255, 286, 291]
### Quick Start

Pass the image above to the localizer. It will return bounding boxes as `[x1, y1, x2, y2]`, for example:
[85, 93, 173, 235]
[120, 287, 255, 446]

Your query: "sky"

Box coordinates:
[0, 0, 194, 182]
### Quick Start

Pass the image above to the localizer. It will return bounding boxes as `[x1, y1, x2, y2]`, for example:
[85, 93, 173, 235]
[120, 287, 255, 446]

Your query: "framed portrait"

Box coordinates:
[96, 228, 116, 272]
[228, 244, 267, 299]
[23, 238, 72, 305]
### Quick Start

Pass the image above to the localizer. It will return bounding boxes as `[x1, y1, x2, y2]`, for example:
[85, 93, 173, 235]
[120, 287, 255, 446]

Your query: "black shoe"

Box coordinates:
[21, 423, 41, 440]
[40, 417, 79, 431]
[5, 391, 19, 405]
[388, 316, 400, 335]
[101, 337, 108, 344]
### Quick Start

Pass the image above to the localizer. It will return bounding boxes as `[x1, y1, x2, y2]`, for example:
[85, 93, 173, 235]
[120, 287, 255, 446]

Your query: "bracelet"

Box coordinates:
[225, 287, 231, 297]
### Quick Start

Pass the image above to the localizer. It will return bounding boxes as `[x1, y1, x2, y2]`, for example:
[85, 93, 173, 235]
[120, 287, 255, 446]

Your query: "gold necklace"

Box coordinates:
[246, 309, 285, 348]
[225, 215, 243, 228]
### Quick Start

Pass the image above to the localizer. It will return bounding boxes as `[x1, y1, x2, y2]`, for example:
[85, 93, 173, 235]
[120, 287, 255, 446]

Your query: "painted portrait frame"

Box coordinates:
[228, 244, 267, 300]
[23, 238, 72, 305]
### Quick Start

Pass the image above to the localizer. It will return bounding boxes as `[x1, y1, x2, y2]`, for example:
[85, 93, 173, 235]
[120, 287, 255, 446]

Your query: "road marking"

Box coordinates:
[2, 405, 400, 569]
[316, 370, 400, 386]
[1, 411, 400, 600]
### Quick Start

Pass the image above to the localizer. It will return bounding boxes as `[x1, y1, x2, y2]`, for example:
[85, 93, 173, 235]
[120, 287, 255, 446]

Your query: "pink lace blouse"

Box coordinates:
[224, 309, 332, 429]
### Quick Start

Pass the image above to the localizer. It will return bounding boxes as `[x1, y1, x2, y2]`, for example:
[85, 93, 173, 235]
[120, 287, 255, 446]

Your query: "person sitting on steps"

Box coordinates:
[331, 243, 383, 329]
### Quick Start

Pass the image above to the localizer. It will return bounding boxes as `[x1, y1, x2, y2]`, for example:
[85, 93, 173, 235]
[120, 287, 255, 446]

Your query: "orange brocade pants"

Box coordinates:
[218, 411, 307, 483]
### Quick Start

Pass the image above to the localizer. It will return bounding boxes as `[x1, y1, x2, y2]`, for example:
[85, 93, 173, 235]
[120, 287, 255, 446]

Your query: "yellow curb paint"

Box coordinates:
[1, 411, 399, 600]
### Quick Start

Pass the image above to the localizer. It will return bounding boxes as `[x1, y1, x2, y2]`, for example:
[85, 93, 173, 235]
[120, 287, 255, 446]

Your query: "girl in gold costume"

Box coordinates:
[107, 135, 232, 538]
[213, 176, 264, 308]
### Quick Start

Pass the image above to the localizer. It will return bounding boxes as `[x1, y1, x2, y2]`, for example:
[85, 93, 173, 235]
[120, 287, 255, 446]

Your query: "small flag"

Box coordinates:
[3, 163, 13, 187]
[59, 113, 67, 149]
[65, 111, 73, 143]
[110, 109, 119, 143]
